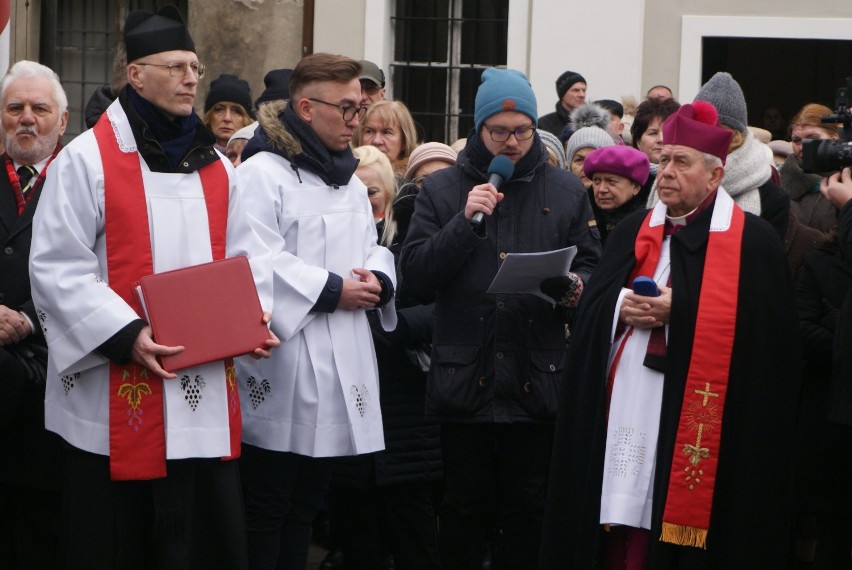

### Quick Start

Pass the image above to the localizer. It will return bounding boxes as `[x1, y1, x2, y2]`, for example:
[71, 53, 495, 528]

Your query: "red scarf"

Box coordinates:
[629, 194, 745, 548]
[93, 111, 241, 481]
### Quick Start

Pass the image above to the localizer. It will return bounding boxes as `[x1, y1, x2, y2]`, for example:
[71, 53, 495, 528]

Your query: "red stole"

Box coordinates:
[93, 111, 241, 481]
[628, 194, 745, 548]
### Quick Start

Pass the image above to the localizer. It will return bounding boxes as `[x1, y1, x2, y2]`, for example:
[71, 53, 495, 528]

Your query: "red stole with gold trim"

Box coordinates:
[93, 111, 241, 481]
[629, 194, 745, 548]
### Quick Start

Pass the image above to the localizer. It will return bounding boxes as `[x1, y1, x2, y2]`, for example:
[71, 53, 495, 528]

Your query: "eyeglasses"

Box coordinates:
[483, 125, 535, 143]
[308, 98, 367, 122]
[135, 61, 206, 79]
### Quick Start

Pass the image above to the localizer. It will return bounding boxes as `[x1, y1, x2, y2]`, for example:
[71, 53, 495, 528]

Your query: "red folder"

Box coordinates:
[135, 256, 270, 372]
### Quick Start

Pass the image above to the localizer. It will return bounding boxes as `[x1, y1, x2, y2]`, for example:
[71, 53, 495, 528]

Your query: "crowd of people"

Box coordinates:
[3, 4, 852, 570]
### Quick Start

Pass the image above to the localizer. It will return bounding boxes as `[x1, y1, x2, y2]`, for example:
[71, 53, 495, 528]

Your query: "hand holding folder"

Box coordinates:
[134, 256, 276, 376]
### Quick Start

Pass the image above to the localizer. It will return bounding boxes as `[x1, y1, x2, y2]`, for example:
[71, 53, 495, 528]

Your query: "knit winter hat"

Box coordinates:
[124, 5, 194, 62]
[556, 70, 586, 100]
[474, 68, 537, 132]
[205, 74, 253, 116]
[694, 72, 748, 133]
[537, 129, 567, 170]
[565, 126, 615, 165]
[255, 68, 292, 108]
[404, 142, 457, 180]
[662, 101, 733, 164]
[583, 145, 650, 186]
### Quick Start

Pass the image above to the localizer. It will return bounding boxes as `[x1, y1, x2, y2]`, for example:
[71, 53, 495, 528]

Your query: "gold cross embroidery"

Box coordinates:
[695, 382, 719, 406]
[682, 381, 721, 489]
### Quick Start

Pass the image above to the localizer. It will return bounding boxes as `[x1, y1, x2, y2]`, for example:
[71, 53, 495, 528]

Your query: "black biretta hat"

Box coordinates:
[124, 5, 195, 62]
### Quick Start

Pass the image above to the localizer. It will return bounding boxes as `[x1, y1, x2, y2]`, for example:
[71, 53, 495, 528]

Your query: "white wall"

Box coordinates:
[314, 0, 366, 61]
[524, 0, 646, 115]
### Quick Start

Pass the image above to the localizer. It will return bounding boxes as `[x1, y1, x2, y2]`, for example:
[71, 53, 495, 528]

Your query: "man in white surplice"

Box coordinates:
[234, 53, 397, 569]
[28, 6, 277, 569]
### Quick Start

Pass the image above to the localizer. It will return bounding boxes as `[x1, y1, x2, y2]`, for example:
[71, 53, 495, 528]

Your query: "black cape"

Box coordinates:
[540, 200, 802, 569]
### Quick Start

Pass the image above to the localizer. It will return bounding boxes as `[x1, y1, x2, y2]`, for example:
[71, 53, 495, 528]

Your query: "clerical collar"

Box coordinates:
[13, 155, 50, 174]
[665, 189, 718, 233]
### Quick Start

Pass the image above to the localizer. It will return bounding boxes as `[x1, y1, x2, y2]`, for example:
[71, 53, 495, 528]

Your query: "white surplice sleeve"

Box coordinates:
[360, 208, 397, 332]
[236, 152, 330, 341]
[29, 131, 140, 375]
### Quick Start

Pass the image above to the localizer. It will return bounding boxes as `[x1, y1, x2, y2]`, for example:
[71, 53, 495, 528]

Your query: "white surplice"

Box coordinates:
[600, 241, 670, 530]
[29, 100, 273, 459]
[235, 148, 396, 458]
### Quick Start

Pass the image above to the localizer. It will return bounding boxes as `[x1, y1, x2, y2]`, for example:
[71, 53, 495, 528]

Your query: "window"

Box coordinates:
[391, 0, 508, 144]
[47, 0, 188, 141]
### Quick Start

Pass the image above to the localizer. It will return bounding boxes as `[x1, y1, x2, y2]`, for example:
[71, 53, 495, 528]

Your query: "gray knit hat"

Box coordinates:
[694, 72, 748, 133]
[565, 126, 615, 165]
[538, 129, 567, 170]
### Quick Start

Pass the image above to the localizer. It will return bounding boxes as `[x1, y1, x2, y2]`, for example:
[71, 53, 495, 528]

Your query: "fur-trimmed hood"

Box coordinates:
[240, 99, 359, 187]
[241, 100, 301, 162]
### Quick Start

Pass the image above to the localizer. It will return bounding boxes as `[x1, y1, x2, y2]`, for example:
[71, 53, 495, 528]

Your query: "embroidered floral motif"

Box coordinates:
[36, 308, 48, 335]
[246, 376, 271, 410]
[180, 374, 206, 411]
[117, 368, 151, 432]
[350, 384, 370, 418]
[225, 361, 238, 410]
[61, 372, 80, 395]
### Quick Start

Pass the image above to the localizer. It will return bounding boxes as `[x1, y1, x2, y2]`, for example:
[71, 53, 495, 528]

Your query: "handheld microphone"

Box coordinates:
[471, 155, 515, 228]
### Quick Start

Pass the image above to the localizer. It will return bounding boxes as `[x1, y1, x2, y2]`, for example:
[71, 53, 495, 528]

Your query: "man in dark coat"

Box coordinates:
[401, 67, 601, 569]
[540, 102, 801, 569]
[0, 60, 67, 569]
[537, 70, 586, 138]
[822, 167, 852, 426]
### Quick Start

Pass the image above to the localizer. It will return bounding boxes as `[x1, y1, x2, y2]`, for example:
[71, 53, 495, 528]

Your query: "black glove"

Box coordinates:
[540, 273, 584, 308]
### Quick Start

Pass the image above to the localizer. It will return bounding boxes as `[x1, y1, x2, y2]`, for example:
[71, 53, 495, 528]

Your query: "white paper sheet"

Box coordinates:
[487, 245, 577, 304]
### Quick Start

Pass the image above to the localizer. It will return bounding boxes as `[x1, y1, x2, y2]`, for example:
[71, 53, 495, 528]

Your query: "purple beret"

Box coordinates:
[583, 145, 650, 186]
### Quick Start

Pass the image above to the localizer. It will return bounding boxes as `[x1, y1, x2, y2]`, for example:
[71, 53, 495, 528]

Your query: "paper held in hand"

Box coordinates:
[486, 246, 577, 304]
[134, 256, 271, 372]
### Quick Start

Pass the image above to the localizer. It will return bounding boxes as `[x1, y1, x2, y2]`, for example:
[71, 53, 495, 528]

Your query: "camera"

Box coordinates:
[802, 76, 852, 173]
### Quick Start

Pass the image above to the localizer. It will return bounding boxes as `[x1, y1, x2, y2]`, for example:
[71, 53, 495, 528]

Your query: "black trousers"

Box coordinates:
[0, 483, 62, 569]
[61, 446, 248, 570]
[240, 444, 334, 570]
[438, 422, 553, 570]
[331, 479, 441, 570]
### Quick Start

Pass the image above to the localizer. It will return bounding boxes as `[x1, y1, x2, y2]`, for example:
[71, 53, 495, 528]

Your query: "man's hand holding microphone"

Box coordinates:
[466, 155, 515, 231]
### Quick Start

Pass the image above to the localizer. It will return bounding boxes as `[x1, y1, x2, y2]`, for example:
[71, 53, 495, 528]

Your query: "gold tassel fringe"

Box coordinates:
[660, 522, 708, 549]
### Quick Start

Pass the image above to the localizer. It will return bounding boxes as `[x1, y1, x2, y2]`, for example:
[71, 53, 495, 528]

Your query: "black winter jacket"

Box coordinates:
[400, 152, 601, 424]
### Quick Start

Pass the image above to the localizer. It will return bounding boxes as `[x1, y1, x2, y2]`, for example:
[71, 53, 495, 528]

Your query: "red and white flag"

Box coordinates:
[0, 0, 10, 77]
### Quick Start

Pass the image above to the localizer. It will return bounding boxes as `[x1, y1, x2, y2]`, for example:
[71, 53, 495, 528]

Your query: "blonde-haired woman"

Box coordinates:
[353, 145, 397, 247]
[354, 100, 419, 177]
[327, 148, 442, 570]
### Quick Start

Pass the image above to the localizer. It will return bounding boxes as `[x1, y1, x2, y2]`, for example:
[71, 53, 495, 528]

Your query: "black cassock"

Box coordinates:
[540, 201, 802, 569]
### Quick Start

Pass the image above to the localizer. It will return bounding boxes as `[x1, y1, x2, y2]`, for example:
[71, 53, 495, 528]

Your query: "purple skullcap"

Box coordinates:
[661, 101, 732, 164]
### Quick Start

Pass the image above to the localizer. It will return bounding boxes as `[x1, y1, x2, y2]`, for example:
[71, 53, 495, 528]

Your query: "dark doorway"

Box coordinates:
[702, 37, 852, 140]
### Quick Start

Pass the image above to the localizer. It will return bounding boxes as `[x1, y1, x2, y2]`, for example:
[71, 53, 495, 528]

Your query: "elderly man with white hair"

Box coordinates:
[0, 59, 68, 570]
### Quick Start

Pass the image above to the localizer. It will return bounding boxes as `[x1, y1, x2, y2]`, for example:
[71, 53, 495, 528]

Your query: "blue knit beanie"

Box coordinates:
[474, 68, 538, 132]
